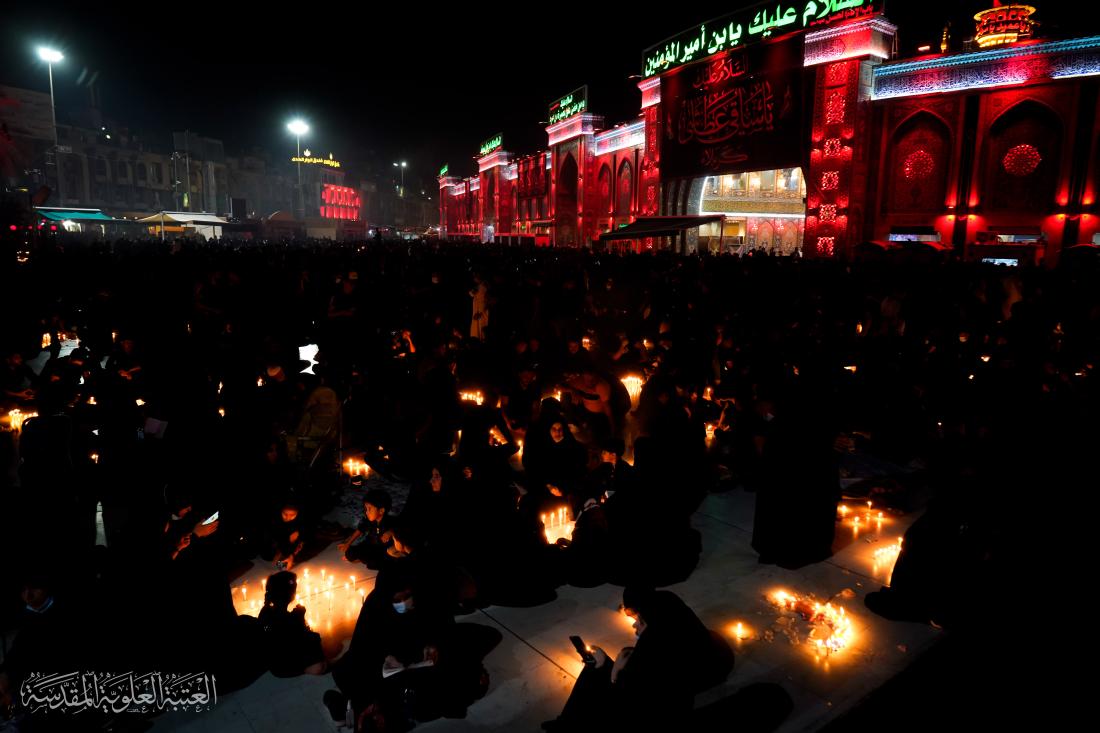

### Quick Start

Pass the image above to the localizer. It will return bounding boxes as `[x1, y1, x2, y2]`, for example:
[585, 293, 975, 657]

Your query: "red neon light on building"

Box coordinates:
[321, 184, 362, 221]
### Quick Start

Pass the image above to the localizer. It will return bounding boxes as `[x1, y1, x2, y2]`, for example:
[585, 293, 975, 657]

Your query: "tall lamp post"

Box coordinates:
[37, 47, 64, 206]
[287, 119, 309, 219]
[393, 161, 407, 197]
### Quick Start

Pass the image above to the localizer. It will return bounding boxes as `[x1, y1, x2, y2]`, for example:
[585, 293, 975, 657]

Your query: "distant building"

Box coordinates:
[439, 2, 1100, 264]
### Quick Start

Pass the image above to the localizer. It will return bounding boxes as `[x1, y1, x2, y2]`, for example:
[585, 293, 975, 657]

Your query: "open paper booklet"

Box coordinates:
[382, 659, 435, 679]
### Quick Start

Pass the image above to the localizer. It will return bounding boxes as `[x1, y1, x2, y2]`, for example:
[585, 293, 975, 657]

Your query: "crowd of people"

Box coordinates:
[2, 234, 1097, 731]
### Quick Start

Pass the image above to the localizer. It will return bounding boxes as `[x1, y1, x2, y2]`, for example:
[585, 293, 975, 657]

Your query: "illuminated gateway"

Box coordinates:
[438, 1, 1100, 264]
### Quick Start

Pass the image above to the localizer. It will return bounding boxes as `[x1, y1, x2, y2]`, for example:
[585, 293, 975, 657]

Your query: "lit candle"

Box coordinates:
[350, 575, 356, 586]
[218, 407, 226, 417]
[839, 504, 848, 517]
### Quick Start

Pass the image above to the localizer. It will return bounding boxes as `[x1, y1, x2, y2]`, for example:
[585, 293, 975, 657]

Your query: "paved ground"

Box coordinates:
[149, 468, 942, 733]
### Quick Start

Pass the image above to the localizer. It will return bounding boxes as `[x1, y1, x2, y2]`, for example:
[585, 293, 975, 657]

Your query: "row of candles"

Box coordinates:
[542, 506, 575, 544]
[233, 567, 373, 636]
[5, 409, 38, 432]
[343, 458, 371, 477]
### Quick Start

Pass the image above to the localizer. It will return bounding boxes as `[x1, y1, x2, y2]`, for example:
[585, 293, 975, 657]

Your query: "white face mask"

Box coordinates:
[393, 600, 409, 614]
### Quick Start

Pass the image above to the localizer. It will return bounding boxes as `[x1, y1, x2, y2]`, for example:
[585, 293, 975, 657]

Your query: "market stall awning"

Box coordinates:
[138, 211, 228, 225]
[35, 207, 115, 222]
[598, 215, 724, 241]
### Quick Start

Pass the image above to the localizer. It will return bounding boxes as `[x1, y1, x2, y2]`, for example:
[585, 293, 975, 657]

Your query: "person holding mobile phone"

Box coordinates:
[542, 588, 732, 732]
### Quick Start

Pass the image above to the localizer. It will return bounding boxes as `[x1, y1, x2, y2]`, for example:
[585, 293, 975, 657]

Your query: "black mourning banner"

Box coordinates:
[660, 34, 804, 180]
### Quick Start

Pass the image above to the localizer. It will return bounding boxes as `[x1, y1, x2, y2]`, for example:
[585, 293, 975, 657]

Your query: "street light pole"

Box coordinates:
[38, 48, 64, 206]
[287, 120, 309, 220]
[394, 161, 407, 197]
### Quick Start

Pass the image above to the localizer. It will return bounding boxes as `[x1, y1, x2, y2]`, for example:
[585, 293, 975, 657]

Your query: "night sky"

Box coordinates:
[1, 1, 1084, 190]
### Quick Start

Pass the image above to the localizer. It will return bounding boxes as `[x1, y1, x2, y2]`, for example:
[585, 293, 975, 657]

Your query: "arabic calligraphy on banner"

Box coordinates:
[21, 671, 217, 713]
[479, 134, 503, 157]
[660, 35, 804, 179]
[549, 86, 589, 125]
[643, 0, 882, 78]
[290, 156, 342, 168]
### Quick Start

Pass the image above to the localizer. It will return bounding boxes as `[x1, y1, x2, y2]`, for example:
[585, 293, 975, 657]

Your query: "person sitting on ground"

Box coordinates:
[553, 494, 611, 588]
[542, 587, 733, 732]
[524, 418, 587, 508]
[585, 437, 637, 507]
[564, 370, 615, 443]
[262, 502, 305, 570]
[327, 572, 478, 729]
[340, 489, 394, 569]
[258, 570, 327, 677]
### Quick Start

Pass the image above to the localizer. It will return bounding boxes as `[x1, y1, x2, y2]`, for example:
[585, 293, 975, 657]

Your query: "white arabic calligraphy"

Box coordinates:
[21, 672, 218, 713]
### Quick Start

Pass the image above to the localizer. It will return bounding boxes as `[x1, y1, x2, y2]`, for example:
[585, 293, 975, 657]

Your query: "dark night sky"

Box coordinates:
[1, 1, 1087, 190]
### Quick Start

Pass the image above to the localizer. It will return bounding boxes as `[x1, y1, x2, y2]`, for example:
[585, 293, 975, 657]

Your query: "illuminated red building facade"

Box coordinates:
[439, 1, 1100, 263]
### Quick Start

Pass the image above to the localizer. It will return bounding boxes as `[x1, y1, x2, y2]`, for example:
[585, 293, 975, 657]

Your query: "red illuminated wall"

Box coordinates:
[806, 59, 862, 257]
[320, 184, 361, 221]
[866, 78, 1099, 262]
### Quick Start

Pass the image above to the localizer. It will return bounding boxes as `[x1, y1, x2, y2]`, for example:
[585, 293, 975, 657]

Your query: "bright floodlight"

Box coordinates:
[37, 47, 63, 63]
[287, 120, 309, 136]
[401, 161, 407, 168]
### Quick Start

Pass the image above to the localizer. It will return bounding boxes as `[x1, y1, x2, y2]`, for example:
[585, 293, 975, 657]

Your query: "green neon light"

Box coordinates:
[549, 86, 589, 125]
[642, 0, 882, 78]
[439, 164, 449, 177]
[479, 134, 503, 156]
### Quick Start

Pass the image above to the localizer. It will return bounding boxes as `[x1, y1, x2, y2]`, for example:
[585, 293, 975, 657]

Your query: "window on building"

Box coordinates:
[780, 168, 800, 192]
[116, 161, 129, 181]
[151, 163, 163, 183]
[136, 163, 147, 182]
[759, 170, 776, 192]
[94, 158, 107, 177]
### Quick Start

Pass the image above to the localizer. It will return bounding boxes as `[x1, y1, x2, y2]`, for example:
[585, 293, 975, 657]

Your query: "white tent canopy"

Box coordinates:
[138, 211, 228, 225]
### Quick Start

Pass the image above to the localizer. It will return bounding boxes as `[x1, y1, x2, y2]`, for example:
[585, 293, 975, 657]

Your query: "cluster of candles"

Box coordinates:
[581, 336, 592, 350]
[41, 333, 52, 349]
[871, 537, 904, 584]
[770, 590, 854, 655]
[459, 390, 485, 406]
[620, 375, 644, 408]
[705, 423, 717, 441]
[343, 458, 371, 477]
[542, 506, 574, 544]
[488, 425, 509, 446]
[233, 567, 372, 637]
[6, 409, 38, 432]
[838, 501, 885, 536]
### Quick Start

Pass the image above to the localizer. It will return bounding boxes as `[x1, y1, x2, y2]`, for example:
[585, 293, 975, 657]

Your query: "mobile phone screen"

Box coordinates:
[201, 511, 219, 526]
[569, 636, 594, 663]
